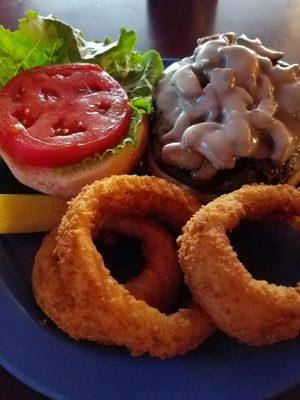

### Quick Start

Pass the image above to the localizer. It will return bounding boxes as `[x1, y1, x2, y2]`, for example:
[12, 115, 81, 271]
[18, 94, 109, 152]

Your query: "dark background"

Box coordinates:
[0, 0, 299, 398]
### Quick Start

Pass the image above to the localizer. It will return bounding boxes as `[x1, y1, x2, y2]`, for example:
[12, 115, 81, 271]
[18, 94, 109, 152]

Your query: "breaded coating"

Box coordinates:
[179, 184, 300, 345]
[32, 175, 214, 358]
[100, 214, 182, 313]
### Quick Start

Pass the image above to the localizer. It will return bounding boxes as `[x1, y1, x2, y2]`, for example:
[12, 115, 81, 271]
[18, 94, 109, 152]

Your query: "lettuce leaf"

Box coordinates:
[0, 10, 83, 84]
[0, 10, 164, 166]
[0, 10, 163, 114]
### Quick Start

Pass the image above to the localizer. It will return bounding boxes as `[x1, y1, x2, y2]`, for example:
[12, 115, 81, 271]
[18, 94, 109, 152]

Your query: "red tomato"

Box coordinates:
[0, 64, 131, 167]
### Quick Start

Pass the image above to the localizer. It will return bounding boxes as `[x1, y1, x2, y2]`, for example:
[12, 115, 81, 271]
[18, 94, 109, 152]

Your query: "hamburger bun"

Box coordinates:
[1, 118, 148, 198]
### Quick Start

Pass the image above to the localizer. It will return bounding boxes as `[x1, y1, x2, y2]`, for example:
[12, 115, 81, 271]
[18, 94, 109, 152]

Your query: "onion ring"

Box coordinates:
[99, 214, 182, 312]
[288, 171, 300, 187]
[179, 184, 300, 346]
[33, 175, 214, 358]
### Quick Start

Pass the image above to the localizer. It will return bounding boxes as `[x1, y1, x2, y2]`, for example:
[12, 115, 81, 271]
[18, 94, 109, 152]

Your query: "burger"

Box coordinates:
[0, 12, 163, 198]
[149, 33, 300, 202]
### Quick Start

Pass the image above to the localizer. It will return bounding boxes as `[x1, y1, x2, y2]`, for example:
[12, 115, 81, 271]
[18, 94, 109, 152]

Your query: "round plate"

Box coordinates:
[0, 213, 300, 400]
[0, 59, 299, 399]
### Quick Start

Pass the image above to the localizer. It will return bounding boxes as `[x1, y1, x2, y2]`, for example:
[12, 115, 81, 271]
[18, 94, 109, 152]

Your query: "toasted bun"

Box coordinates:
[1, 119, 149, 198]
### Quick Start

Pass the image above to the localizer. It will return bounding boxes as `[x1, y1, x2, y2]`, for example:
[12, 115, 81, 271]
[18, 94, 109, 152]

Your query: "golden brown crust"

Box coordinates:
[100, 214, 182, 313]
[33, 175, 214, 358]
[178, 184, 300, 346]
[288, 171, 300, 187]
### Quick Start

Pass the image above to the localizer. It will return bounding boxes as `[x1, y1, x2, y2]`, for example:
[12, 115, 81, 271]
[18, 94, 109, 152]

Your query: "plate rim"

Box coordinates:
[0, 57, 299, 400]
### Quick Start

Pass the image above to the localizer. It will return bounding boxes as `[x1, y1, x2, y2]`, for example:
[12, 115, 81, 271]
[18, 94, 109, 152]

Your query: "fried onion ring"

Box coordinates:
[288, 171, 300, 187]
[100, 214, 182, 312]
[179, 184, 300, 346]
[33, 175, 214, 358]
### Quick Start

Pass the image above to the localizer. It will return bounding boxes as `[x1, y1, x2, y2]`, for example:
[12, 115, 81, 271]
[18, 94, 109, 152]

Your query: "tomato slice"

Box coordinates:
[0, 64, 131, 167]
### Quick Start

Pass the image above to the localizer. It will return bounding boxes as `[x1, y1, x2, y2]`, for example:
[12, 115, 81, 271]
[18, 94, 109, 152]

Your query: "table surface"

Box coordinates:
[0, 0, 299, 399]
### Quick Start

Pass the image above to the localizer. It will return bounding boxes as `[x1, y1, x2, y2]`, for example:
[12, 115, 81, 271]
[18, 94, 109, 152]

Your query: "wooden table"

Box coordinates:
[0, 0, 299, 398]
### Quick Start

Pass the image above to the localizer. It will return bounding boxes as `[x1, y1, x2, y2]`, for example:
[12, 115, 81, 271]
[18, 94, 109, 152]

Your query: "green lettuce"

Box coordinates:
[0, 10, 163, 110]
[0, 10, 164, 167]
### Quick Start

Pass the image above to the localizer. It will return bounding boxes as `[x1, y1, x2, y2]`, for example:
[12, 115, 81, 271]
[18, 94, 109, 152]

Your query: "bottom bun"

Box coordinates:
[1, 119, 149, 198]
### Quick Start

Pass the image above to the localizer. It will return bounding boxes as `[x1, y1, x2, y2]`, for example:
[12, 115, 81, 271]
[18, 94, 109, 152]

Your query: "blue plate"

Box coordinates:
[0, 58, 299, 399]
